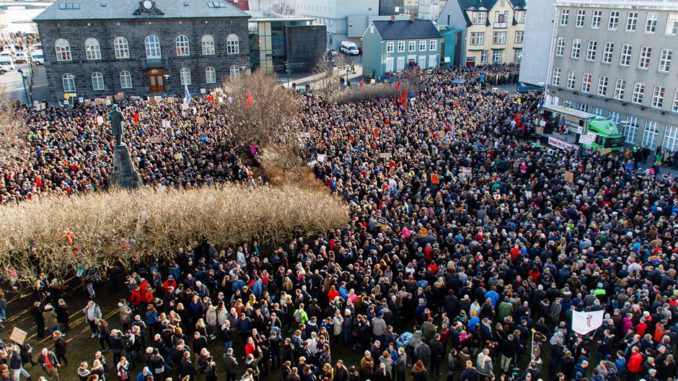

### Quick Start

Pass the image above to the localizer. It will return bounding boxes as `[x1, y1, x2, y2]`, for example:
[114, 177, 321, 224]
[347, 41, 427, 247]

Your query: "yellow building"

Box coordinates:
[438, 0, 526, 66]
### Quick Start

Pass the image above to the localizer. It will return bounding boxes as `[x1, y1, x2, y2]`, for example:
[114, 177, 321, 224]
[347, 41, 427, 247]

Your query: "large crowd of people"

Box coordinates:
[0, 64, 677, 381]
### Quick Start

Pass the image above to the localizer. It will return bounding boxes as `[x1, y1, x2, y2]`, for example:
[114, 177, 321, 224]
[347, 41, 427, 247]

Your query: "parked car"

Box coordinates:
[0, 54, 15, 72]
[30, 49, 44, 65]
[13, 51, 28, 63]
[340, 41, 359, 56]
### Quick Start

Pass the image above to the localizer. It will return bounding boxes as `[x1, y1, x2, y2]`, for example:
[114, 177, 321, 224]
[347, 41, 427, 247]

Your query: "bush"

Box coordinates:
[331, 84, 398, 105]
[0, 185, 348, 283]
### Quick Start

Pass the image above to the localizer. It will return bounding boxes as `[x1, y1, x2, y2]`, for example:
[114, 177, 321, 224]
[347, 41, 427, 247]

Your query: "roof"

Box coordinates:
[34, 0, 250, 21]
[226, 0, 248, 11]
[457, 0, 526, 11]
[372, 20, 442, 41]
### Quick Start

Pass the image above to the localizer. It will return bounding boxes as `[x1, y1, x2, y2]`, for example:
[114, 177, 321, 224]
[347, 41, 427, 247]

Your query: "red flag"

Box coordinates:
[514, 112, 521, 127]
[133, 111, 139, 124]
[393, 95, 398, 106]
[400, 88, 408, 107]
[246, 92, 253, 109]
[373, 128, 379, 139]
[396, 80, 401, 92]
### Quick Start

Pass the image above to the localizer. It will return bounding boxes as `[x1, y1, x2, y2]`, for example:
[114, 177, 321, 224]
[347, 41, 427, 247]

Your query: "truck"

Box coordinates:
[31, 49, 44, 65]
[340, 41, 359, 56]
[538, 104, 625, 154]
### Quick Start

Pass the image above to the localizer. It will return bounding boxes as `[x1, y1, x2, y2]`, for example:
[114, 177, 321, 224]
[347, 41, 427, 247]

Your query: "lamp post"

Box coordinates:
[285, 60, 291, 88]
[163, 73, 170, 94]
[17, 68, 31, 105]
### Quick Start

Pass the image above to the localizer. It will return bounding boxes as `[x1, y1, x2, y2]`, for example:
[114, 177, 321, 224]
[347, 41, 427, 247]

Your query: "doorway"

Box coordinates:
[148, 69, 165, 93]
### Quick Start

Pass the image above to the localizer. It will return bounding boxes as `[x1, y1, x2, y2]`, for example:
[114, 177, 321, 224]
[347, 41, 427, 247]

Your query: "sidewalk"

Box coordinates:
[277, 65, 364, 89]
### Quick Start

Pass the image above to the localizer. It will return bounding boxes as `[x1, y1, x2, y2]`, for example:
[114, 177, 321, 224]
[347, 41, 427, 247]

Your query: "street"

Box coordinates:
[0, 62, 49, 104]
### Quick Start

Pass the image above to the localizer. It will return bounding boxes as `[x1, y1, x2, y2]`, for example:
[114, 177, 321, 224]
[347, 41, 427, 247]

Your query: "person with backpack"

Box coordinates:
[293, 304, 309, 326]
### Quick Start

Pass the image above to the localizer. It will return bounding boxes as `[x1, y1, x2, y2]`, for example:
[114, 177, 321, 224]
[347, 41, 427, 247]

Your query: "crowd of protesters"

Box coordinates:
[0, 63, 677, 381]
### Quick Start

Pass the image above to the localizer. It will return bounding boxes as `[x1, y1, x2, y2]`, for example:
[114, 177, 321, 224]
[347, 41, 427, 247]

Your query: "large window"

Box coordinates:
[120, 71, 132, 89]
[659, 49, 672, 72]
[651, 86, 664, 109]
[201, 35, 215, 56]
[386, 42, 394, 53]
[591, 10, 602, 28]
[614, 79, 626, 100]
[514, 31, 524, 44]
[492, 31, 506, 45]
[145, 35, 161, 59]
[645, 13, 657, 33]
[667, 13, 678, 35]
[608, 11, 620, 30]
[555, 37, 565, 56]
[91, 72, 105, 91]
[492, 49, 502, 63]
[632, 82, 645, 104]
[429, 40, 437, 51]
[470, 32, 484, 46]
[624, 116, 638, 144]
[62, 73, 75, 92]
[575, 9, 586, 27]
[408, 41, 416, 52]
[397, 41, 405, 52]
[227, 34, 239, 54]
[597, 76, 608, 96]
[581, 73, 592, 93]
[638, 46, 651, 69]
[642, 121, 659, 148]
[114, 37, 130, 59]
[180, 67, 191, 85]
[602, 42, 614, 63]
[567, 70, 576, 89]
[620, 44, 632, 66]
[418, 40, 426, 51]
[626, 12, 638, 31]
[663, 125, 678, 151]
[480, 50, 488, 63]
[85, 38, 101, 60]
[552, 67, 561, 86]
[586, 40, 597, 61]
[55, 39, 72, 62]
[571, 39, 581, 59]
[230, 65, 240, 80]
[175, 35, 190, 56]
[474, 11, 486, 25]
[205, 66, 216, 84]
[674, 90, 678, 112]
[559, 9, 569, 26]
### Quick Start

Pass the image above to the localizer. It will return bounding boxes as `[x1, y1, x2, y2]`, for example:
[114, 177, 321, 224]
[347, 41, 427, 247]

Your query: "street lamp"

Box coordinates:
[17, 68, 31, 105]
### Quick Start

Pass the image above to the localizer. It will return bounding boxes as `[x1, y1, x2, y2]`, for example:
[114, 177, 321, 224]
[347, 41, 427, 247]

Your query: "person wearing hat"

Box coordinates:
[52, 331, 68, 367]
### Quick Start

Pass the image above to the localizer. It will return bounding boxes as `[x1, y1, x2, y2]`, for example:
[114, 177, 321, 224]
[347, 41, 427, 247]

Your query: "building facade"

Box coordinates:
[362, 19, 442, 79]
[438, 0, 526, 66]
[34, 0, 250, 101]
[547, 0, 678, 151]
[248, 17, 326, 74]
[517, 0, 555, 87]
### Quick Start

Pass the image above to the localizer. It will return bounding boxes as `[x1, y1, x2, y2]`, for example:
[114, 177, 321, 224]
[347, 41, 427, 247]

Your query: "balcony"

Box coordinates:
[142, 57, 167, 69]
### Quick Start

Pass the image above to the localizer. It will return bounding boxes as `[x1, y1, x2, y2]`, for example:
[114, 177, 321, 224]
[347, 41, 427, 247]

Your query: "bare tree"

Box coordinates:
[221, 71, 305, 168]
[271, 3, 295, 15]
[0, 91, 29, 169]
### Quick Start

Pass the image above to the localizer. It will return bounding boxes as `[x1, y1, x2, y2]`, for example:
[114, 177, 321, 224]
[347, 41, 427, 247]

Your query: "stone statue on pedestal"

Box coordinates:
[108, 105, 143, 189]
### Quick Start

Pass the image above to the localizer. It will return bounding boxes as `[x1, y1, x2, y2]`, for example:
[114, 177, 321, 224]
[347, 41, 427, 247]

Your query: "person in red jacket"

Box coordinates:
[627, 346, 643, 380]
[129, 285, 142, 310]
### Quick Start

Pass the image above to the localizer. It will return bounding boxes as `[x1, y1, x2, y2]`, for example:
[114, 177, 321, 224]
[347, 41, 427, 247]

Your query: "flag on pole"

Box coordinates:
[396, 80, 401, 92]
[572, 310, 604, 335]
[182, 85, 191, 110]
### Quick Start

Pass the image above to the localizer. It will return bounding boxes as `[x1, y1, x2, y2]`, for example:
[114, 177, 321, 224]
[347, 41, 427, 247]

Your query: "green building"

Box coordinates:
[437, 26, 463, 68]
[362, 19, 443, 80]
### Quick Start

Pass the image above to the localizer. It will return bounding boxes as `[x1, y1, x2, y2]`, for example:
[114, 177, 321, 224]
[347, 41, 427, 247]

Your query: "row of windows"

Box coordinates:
[555, 38, 672, 72]
[564, 104, 678, 151]
[469, 31, 524, 46]
[559, 8, 678, 35]
[61, 66, 226, 92]
[477, 49, 522, 64]
[469, 10, 526, 25]
[552, 68, 678, 110]
[54, 34, 240, 62]
[385, 40, 438, 54]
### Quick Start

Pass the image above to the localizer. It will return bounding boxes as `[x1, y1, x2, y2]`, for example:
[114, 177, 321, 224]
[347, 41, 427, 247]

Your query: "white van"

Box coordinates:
[0, 54, 15, 73]
[31, 50, 44, 65]
[340, 41, 359, 56]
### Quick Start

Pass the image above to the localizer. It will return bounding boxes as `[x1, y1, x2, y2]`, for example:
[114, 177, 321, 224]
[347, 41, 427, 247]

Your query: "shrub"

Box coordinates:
[0, 185, 348, 283]
[331, 84, 398, 105]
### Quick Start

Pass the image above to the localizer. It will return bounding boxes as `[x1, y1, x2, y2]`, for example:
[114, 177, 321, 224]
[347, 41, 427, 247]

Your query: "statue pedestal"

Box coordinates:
[110, 143, 143, 189]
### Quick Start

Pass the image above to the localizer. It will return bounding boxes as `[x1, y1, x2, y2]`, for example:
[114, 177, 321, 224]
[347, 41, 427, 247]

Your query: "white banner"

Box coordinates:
[572, 310, 604, 335]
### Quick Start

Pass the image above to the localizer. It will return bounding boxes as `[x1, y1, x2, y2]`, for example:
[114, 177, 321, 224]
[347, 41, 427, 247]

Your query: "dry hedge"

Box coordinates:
[0, 185, 348, 282]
